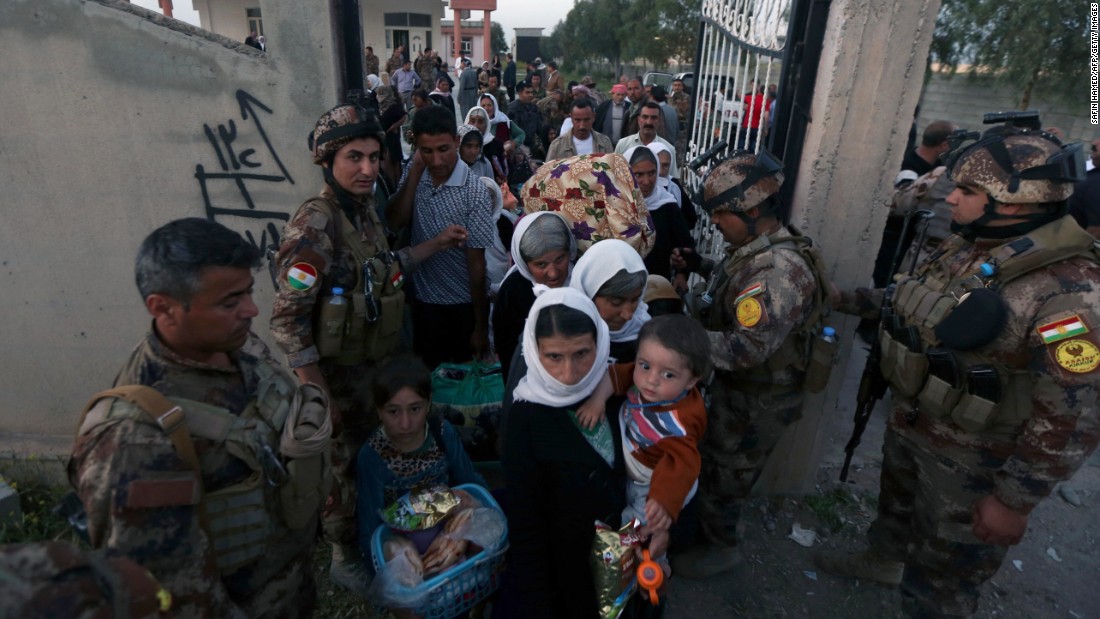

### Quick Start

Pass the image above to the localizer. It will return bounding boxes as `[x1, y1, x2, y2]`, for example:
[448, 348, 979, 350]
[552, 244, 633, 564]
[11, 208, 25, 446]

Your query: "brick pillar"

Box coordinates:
[756, 0, 943, 494]
[482, 11, 491, 65]
[453, 10, 462, 62]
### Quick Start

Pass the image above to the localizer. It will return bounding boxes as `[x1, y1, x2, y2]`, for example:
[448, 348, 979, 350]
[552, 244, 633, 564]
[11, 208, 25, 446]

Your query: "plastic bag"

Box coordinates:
[431, 362, 504, 461]
[367, 540, 429, 611]
[441, 506, 507, 552]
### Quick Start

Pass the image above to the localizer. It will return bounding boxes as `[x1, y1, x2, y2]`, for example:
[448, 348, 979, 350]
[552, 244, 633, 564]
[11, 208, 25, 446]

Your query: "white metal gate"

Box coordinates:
[686, 0, 796, 250]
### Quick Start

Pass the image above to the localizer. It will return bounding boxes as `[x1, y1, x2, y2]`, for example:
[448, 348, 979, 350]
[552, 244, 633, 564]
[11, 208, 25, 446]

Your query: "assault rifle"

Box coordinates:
[840, 208, 933, 481]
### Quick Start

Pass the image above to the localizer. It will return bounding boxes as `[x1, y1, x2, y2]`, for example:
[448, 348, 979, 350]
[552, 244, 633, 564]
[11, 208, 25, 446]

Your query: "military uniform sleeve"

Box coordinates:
[994, 287, 1100, 513]
[707, 254, 816, 371]
[70, 418, 246, 618]
[646, 392, 707, 521]
[270, 202, 336, 369]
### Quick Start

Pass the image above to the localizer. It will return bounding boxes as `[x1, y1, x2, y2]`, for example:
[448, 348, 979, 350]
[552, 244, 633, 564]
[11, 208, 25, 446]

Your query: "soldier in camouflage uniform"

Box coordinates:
[819, 128, 1100, 617]
[70, 218, 323, 617]
[669, 78, 691, 169]
[270, 103, 467, 593]
[671, 152, 826, 579]
[892, 164, 957, 270]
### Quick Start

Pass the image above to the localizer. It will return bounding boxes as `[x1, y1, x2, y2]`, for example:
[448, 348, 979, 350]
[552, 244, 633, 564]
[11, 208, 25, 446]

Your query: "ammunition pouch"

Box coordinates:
[302, 197, 404, 365]
[880, 216, 1099, 434]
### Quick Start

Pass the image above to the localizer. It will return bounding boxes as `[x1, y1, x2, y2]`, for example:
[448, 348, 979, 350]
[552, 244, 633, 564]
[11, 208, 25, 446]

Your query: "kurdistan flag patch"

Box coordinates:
[1037, 314, 1088, 344]
[287, 263, 318, 291]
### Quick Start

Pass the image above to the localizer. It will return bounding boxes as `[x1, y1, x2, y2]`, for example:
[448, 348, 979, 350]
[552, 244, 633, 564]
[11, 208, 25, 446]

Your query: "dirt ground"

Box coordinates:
[663, 346, 1100, 619]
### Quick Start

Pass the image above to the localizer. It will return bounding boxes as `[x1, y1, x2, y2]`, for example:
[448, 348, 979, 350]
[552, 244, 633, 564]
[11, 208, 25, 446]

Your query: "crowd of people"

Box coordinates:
[3, 48, 1096, 619]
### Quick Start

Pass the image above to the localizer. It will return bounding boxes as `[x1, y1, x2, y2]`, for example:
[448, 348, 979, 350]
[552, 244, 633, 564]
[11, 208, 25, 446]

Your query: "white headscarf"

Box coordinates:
[570, 239, 651, 342]
[478, 92, 510, 128]
[504, 211, 577, 285]
[647, 141, 684, 207]
[464, 107, 494, 145]
[514, 285, 611, 407]
[366, 74, 382, 90]
[624, 145, 677, 213]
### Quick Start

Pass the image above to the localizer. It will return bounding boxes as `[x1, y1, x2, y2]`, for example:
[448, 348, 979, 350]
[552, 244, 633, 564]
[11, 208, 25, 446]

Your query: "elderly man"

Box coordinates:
[595, 83, 631, 145]
[615, 101, 679, 178]
[624, 78, 650, 135]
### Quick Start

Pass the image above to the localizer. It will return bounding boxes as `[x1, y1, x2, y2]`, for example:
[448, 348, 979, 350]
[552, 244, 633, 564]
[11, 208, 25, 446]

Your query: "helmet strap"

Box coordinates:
[950, 195, 1063, 241]
[322, 166, 371, 226]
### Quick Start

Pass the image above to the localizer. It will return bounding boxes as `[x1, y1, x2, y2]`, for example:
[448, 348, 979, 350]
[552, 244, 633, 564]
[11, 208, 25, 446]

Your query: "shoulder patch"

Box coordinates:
[1037, 313, 1089, 345]
[125, 476, 200, 509]
[1054, 339, 1100, 373]
[287, 262, 318, 291]
[736, 296, 765, 327]
[735, 282, 766, 304]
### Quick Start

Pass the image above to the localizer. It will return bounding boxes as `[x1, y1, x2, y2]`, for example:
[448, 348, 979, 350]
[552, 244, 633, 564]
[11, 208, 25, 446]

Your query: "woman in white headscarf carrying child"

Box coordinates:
[502, 285, 629, 618]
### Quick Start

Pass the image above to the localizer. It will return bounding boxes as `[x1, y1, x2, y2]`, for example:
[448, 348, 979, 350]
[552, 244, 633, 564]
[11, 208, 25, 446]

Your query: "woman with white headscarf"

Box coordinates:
[570, 238, 652, 362]
[493, 211, 577, 381]
[479, 93, 526, 159]
[457, 123, 495, 180]
[624, 145, 695, 280]
[502, 285, 628, 618]
[465, 106, 505, 174]
[649, 141, 699, 229]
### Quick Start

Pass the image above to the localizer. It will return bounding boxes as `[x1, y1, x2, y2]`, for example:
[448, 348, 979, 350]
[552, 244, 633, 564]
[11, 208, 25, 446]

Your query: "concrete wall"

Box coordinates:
[0, 0, 341, 454]
[917, 71, 1094, 144]
[758, 0, 943, 494]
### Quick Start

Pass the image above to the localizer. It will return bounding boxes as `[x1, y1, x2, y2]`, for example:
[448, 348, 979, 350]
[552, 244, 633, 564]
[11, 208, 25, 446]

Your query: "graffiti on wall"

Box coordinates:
[195, 89, 295, 257]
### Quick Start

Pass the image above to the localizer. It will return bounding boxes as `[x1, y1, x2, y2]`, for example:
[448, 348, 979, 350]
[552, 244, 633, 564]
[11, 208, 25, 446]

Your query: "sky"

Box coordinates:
[130, 0, 575, 44]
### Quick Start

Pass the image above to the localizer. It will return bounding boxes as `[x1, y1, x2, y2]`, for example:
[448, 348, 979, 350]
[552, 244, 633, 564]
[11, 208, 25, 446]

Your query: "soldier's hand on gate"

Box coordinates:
[672, 247, 701, 274]
[971, 495, 1027, 546]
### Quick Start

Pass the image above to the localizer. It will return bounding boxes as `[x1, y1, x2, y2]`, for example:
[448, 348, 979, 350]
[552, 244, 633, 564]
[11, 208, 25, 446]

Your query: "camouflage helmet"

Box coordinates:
[701, 150, 784, 214]
[950, 130, 1077, 204]
[308, 104, 386, 165]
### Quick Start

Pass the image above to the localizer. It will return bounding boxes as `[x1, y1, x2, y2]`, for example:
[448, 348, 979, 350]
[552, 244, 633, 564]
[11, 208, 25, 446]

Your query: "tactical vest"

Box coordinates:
[700, 226, 835, 391]
[882, 216, 1100, 438]
[76, 364, 331, 576]
[305, 196, 405, 365]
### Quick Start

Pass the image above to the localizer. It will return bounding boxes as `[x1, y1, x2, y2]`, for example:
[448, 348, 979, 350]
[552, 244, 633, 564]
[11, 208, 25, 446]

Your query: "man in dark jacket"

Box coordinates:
[595, 84, 631, 146]
[503, 53, 517, 102]
[508, 82, 544, 156]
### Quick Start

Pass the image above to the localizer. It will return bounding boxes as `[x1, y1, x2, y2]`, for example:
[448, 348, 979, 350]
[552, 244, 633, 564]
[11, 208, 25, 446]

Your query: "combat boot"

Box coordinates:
[670, 543, 743, 580]
[329, 544, 372, 598]
[813, 548, 904, 586]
